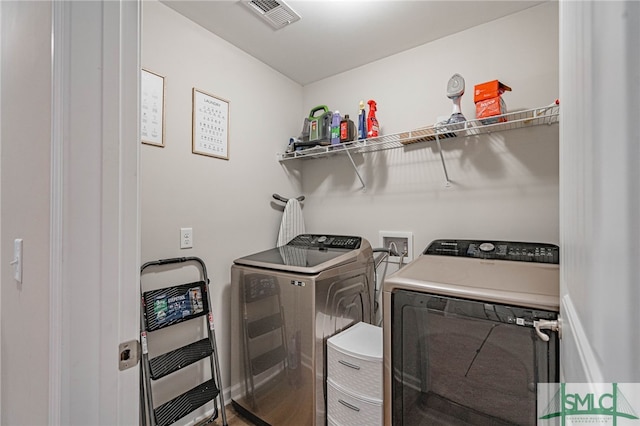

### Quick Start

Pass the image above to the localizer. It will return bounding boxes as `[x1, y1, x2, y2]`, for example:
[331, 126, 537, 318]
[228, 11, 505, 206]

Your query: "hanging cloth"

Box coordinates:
[277, 198, 305, 246]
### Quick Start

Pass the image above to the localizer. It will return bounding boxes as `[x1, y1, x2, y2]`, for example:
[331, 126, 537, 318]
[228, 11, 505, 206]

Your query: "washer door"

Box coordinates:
[391, 290, 559, 425]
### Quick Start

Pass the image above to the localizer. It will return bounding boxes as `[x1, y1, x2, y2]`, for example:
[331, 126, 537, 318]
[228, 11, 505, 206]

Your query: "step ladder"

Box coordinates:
[140, 257, 228, 426]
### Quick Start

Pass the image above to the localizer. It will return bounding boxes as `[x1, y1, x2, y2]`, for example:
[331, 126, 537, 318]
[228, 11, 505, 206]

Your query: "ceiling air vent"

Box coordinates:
[243, 0, 301, 30]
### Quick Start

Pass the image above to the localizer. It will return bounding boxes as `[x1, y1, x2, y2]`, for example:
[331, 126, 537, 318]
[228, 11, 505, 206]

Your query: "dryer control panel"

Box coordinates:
[424, 239, 559, 264]
[288, 234, 361, 250]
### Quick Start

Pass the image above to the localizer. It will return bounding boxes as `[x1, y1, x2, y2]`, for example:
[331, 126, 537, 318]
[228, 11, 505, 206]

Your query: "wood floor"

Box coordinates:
[199, 366, 315, 425]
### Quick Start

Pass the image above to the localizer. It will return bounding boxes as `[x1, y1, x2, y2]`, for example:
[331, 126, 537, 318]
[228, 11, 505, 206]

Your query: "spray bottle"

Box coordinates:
[367, 100, 379, 138]
[358, 101, 367, 140]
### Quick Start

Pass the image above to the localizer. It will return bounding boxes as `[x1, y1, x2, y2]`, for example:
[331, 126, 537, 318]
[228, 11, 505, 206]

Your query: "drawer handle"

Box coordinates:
[338, 360, 361, 370]
[338, 399, 360, 412]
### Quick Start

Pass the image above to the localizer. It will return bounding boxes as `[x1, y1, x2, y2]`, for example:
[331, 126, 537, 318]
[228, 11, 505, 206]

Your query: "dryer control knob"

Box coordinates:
[479, 242, 495, 252]
[317, 236, 327, 243]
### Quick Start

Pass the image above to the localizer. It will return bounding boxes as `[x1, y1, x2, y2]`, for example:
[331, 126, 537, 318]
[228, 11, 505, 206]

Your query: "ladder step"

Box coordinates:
[153, 378, 220, 426]
[251, 345, 287, 376]
[247, 313, 283, 338]
[149, 338, 213, 380]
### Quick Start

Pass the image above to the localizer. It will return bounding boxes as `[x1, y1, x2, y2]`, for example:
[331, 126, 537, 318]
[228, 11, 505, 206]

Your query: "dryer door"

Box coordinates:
[391, 290, 559, 425]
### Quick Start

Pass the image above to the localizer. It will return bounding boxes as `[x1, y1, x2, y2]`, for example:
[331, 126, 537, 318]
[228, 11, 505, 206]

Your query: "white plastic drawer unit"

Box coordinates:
[327, 321, 383, 399]
[326, 321, 383, 426]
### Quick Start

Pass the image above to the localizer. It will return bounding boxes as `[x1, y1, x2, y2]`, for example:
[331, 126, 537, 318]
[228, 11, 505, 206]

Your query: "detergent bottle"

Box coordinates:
[339, 114, 356, 142]
[330, 111, 341, 145]
[358, 100, 367, 140]
[367, 100, 379, 137]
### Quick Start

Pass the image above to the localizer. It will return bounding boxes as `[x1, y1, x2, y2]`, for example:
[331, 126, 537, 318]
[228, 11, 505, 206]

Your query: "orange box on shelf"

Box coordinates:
[474, 80, 512, 124]
[476, 97, 508, 123]
[473, 80, 512, 103]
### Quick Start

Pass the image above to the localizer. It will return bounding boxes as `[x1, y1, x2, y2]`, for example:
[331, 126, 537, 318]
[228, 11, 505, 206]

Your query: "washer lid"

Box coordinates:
[233, 234, 364, 274]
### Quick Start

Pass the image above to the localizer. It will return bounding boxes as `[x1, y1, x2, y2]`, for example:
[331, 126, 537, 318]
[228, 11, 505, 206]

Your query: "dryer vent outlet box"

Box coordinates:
[243, 0, 301, 30]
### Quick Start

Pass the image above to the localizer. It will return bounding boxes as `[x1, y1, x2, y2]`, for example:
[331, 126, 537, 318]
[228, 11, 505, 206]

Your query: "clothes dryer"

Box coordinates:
[383, 239, 560, 426]
[231, 234, 375, 425]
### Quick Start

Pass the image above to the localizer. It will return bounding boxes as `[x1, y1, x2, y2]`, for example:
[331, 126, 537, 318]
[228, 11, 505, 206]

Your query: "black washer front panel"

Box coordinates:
[424, 239, 559, 264]
[287, 234, 361, 250]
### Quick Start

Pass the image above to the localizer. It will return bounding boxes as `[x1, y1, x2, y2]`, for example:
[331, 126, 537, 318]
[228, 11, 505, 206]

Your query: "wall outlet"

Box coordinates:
[379, 231, 413, 264]
[180, 227, 193, 249]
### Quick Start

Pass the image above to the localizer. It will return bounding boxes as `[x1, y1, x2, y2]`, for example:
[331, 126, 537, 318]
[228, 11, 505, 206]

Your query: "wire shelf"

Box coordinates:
[277, 105, 559, 162]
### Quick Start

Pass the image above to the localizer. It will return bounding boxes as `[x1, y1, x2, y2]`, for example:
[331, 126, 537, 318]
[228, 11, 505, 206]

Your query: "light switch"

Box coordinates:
[180, 228, 193, 249]
[11, 238, 23, 283]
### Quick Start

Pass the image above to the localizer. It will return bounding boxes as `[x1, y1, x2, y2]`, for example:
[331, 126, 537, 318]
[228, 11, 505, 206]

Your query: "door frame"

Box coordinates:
[49, 1, 141, 423]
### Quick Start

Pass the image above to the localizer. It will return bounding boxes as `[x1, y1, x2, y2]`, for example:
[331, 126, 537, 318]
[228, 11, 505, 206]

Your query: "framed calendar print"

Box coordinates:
[192, 88, 229, 160]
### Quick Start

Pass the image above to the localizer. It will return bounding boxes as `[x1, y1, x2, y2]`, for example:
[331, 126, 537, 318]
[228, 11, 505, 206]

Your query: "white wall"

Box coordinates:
[0, 1, 51, 424]
[559, 0, 640, 383]
[300, 2, 559, 256]
[141, 0, 303, 407]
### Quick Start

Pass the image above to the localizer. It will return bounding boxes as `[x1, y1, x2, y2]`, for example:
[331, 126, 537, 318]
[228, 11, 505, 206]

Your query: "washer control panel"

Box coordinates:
[424, 239, 559, 264]
[288, 234, 361, 250]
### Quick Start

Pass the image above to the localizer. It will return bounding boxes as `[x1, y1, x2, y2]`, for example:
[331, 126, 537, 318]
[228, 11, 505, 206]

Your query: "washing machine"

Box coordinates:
[230, 234, 375, 425]
[382, 239, 560, 426]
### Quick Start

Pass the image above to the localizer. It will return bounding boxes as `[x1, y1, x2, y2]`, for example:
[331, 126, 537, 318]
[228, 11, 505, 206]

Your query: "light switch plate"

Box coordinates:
[180, 228, 193, 249]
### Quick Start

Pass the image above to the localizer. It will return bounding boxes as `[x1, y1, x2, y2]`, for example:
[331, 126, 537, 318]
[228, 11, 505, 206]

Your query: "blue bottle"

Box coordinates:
[358, 101, 367, 140]
[330, 111, 341, 145]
